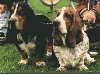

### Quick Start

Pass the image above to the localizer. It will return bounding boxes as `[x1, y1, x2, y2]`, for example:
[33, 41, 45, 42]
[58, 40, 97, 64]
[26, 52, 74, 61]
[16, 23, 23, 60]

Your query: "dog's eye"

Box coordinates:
[64, 13, 72, 18]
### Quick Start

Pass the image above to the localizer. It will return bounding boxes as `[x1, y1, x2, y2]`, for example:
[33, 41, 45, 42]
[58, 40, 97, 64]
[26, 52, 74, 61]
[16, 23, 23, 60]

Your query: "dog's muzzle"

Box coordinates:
[53, 20, 61, 34]
[53, 20, 67, 34]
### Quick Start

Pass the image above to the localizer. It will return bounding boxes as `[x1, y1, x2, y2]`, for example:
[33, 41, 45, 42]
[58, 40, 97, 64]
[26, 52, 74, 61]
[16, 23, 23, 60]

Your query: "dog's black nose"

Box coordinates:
[53, 20, 60, 28]
[53, 20, 61, 34]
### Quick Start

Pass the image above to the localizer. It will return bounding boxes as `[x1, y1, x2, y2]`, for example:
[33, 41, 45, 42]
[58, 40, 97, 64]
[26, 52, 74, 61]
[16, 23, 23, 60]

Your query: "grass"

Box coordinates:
[0, 0, 100, 73]
[28, 0, 72, 21]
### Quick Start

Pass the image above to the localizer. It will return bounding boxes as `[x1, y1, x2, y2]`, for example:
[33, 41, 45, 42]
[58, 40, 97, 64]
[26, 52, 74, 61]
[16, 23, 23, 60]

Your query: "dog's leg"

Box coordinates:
[56, 55, 66, 71]
[13, 33, 29, 65]
[46, 25, 53, 57]
[46, 45, 53, 56]
[18, 43, 29, 64]
[35, 33, 46, 67]
[84, 52, 96, 64]
[56, 66, 65, 72]
[18, 58, 28, 65]
[35, 58, 46, 67]
[14, 42, 29, 65]
[18, 49, 28, 65]
[78, 54, 88, 71]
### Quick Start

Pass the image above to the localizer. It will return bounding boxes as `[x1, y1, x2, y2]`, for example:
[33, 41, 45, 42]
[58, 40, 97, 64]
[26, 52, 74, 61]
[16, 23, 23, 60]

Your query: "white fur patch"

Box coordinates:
[14, 3, 19, 15]
[18, 59, 28, 64]
[36, 61, 46, 67]
[54, 7, 67, 34]
[10, 3, 19, 20]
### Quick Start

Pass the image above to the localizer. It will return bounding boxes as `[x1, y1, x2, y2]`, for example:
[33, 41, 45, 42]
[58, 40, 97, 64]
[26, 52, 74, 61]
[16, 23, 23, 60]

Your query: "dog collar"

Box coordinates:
[39, 22, 53, 24]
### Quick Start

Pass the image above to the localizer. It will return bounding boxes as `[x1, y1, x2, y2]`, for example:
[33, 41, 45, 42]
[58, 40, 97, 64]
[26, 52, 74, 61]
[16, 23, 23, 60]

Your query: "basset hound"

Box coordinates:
[53, 7, 95, 71]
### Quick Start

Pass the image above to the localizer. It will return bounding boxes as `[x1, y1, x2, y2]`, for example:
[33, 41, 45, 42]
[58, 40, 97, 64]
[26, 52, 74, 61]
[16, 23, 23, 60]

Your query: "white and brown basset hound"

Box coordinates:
[53, 7, 95, 71]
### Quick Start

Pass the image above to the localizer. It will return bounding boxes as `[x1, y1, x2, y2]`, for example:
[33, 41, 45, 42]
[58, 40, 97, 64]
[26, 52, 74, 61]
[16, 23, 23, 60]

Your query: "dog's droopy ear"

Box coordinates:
[76, 30, 83, 44]
[66, 29, 83, 48]
[66, 30, 77, 48]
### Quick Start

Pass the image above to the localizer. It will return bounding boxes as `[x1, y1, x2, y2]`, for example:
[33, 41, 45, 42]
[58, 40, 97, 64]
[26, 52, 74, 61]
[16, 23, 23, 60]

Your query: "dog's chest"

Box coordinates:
[53, 41, 88, 66]
[53, 46, 80, 66]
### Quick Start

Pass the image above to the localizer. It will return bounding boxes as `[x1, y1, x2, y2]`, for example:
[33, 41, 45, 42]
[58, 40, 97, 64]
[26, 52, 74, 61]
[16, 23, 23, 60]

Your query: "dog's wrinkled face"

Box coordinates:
[15, 2, 26, 16]
[54, 7, 83, 48]
[10, 1, 27, 21]
[53, 7, 74, 46]
[53, 7, 74, 35]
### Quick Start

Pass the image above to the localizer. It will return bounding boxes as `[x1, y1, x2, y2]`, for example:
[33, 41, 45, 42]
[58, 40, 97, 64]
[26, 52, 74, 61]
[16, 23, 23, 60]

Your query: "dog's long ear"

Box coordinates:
[68, 9, 80, 31]
[66, 28, 83, 48]
[66, 28, 77, 48]
[54, 34, 63, 46]
[76, 29, 83, 44]
[72, 11, 83, 44]
[66, 9, 83, 48]
[72, 10, 80, 28]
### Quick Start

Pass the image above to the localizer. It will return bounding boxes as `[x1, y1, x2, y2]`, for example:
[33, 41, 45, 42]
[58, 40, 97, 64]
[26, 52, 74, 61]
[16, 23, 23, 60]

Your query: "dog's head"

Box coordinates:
[9, 1, 29, 30]
[53, 7, 83, 48]
[10, 1, 28, 17]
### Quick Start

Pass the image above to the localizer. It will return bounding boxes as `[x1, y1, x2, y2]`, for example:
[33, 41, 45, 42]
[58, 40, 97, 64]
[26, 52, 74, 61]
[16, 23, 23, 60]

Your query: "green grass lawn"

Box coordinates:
[0, 0, 100, 73]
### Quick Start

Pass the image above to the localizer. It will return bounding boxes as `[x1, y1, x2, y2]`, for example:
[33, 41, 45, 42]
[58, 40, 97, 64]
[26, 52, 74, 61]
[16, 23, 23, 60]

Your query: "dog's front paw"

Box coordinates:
[18, 59, 28, 65]
[46, 45, 53, 57]
[78, 64, 88, 71]
[86, 58, 96, 64]
[36, 60, 46, 67]
[56, 66, 65, 72]
[46, 51, 52, 57]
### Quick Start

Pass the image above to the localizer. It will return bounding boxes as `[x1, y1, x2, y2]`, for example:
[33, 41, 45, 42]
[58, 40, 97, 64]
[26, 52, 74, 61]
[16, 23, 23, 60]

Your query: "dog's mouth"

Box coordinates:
[54, 27, 61, 34]
[54, 26, 67, 39]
